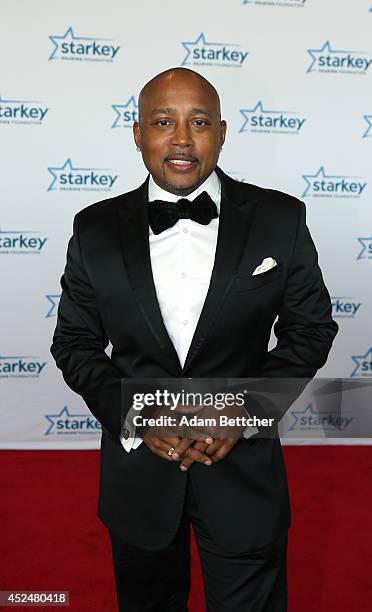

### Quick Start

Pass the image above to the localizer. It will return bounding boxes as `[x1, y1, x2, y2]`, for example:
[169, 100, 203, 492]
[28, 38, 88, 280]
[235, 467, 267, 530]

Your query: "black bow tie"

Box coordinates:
[148, 191, 218, 235]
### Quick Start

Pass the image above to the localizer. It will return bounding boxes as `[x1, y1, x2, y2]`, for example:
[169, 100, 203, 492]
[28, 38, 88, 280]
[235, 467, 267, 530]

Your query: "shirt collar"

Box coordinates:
[148, 170, 221, 212]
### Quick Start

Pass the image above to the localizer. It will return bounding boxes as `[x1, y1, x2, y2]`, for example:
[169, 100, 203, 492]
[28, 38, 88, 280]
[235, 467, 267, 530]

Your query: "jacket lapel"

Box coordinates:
[181, 168, 259, 374]
[117, 178, 182, 374]
[116, 169, 259, 377]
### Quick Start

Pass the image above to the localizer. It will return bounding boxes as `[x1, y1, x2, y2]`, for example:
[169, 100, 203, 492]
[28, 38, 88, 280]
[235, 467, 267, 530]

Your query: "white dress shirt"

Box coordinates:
[120, 171, 257, 451]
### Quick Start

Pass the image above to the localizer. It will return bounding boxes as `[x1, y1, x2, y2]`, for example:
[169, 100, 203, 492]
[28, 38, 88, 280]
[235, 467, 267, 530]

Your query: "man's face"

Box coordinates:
[133, 73, 226, 196]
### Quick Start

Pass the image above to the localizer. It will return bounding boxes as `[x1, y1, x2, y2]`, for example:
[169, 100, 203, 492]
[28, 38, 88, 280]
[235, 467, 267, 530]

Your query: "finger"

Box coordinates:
[173, 436, 212, 458]
[210, 438, 237, 462]
[192, 441, 208, 453]
[178, 440, 210, 471]
[182, 444, 211, 463]
[179, 445, 213, 469]
[143, 437, 182, 461]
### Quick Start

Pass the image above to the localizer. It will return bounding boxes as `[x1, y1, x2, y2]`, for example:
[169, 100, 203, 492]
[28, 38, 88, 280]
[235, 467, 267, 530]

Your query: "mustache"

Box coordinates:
[164, 154, 199, 162]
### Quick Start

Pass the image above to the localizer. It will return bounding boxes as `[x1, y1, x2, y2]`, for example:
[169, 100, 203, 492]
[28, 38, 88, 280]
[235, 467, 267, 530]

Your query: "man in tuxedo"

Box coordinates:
[50, 67, 338, 611]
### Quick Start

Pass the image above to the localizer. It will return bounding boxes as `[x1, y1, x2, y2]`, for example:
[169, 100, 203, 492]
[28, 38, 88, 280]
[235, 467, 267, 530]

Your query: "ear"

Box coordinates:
[133, 121, 141, 148]
[220, 120, 227, 147]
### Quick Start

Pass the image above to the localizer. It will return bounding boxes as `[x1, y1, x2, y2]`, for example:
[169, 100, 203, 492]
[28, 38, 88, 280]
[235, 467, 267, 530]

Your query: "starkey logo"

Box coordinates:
[0, 228, 48, 254]
[363, 114, 372, 138]
[351, 348, 372, 377]
[331, 297, 362, 319]
[111, 96, 138, 128]
[243, 0, 306, 6]
[45, 295, 61, 318]
[288, 403, 353, 432]
[0, 94, 49, 125]
[44, 406, 102, 435]
[239, 101, 306, 135]
[302, 167, 367, 198]
[49, 26, 120, 62]
[307, 41, 372, 75]
[47, 158, 119, 192]
[0, 354, 47, 378]
[181, 33, 249, 68]
[356, 237, 372, 260]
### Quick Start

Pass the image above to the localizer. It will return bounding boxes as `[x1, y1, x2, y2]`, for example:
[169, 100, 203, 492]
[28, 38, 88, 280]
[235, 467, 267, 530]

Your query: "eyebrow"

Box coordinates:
[150, 107, 212, 118]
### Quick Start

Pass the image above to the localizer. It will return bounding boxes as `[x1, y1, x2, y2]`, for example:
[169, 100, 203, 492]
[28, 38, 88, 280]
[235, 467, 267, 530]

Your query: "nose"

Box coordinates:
[172, 121, 192, 147]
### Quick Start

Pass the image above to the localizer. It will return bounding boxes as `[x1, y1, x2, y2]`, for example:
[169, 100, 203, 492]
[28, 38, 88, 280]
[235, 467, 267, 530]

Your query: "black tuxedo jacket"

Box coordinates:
[50, 167, 338, 553]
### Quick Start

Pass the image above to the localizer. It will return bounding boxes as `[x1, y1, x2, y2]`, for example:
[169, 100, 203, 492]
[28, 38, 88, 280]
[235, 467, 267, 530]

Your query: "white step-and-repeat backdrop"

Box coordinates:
[1, 0, 371, 448]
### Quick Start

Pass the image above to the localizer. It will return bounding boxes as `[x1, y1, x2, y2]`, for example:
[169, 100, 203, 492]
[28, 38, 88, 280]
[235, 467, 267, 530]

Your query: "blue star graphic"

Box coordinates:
[357, 237, 372, 260]
[239, 101, 291, 133]
[47, 158, 109, 191]
[363, 114, 372, 138]
[289, 403, 351, 432]
[301, 166, 345, 197]
[44, 406, 88, 435]
[111, 96, 138, 128]
[46, 294, 61, 318]
[49, 26, 109, 60]
[289, 404, 316, 431]
[351, 348, 372, 377]
[306, 40, 360, 74]
[181, 32, 240, 66]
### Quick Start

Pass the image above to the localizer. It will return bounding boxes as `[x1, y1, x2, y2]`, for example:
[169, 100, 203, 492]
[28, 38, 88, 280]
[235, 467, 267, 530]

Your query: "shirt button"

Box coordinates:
[182, 320, 189, 326]
[183, 228, 188, 234]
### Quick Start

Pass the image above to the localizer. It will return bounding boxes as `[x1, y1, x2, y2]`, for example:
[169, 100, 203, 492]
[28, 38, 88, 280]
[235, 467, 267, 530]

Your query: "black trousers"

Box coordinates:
[109, 475, 288, 612]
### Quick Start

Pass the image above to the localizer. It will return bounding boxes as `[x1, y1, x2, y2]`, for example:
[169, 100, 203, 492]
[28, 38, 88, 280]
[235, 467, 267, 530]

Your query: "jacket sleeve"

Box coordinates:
[260, 201, 338, 378]
[50, 213, 124, 443]
[247, 201, 338, 427]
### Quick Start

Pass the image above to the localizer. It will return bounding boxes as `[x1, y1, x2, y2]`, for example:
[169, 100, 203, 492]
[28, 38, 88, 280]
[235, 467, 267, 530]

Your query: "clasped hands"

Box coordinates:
[141, 402, 246, 471]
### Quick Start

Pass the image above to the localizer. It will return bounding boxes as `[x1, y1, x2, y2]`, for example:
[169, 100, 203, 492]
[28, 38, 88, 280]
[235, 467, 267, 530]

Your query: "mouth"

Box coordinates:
[164, 155, 199, 172]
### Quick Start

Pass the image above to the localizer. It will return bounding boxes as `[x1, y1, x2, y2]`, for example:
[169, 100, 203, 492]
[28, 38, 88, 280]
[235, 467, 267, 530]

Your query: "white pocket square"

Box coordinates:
[252, 257, 277, 276]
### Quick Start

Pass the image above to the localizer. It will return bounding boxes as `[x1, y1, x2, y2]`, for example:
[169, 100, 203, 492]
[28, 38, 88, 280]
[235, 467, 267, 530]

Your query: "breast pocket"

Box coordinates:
[233, 264, 283, 292]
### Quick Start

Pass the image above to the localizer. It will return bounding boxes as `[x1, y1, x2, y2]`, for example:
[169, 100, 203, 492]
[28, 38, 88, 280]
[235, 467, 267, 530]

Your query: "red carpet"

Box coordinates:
[1, 447, 371, 611]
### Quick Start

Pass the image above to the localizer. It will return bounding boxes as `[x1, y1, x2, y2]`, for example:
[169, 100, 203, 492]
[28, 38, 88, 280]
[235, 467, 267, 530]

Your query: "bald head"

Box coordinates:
[138, 68, 221, 121]
[133, 67, 226, 196]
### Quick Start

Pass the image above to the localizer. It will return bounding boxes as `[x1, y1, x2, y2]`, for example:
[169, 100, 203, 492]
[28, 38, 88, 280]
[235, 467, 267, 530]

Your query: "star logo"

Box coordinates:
[363, 114, 372, 138]
[351, 348, 372, 377]
[289, 403, 353, 432]
[289, 403, 316, 431]
[46, 294, 61, 318]
[49, 26, 120, 62]
[307, 40, 368, 74]
[111, 96, 138, 128]
[239, 100, 305, 134]
[240, 101, 280, 132]
[47, 158, 117, 192]
[357, 237, 372, 260]
[44, 406, 101, 435]
[181, 32, 248, 68]
[49, 26, 98, 60]
[301, 166, 366, 198]
[302, 167, 339, 197]
[48, 159, 90, 191]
